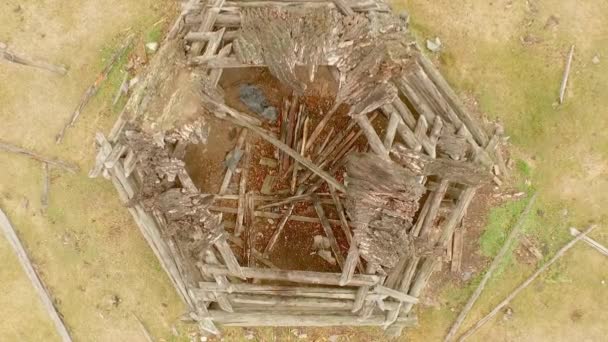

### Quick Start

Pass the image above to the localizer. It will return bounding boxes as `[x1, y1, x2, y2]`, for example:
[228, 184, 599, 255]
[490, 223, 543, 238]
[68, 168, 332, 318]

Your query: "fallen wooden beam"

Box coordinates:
[208, 310, 416, 327]
[457, 224, 599, 341]
[0, 42, 67, 75]
[559, 45, 575, 104]
[444, 193, 537, 342]
[0, 139, 79, 173]
[201, 264, 380, 286]
[41, 163, 50, 214]
[56, 35, 134, 143]
[570, 227, 608, 257]
[0, 208, 73, 342]
[312, 194, 345, 269]
[209, 205, 345, 226]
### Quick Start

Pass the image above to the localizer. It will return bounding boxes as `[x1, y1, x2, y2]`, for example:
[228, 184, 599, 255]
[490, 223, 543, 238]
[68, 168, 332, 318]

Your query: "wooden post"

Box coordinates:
[0, 208, 73, 342]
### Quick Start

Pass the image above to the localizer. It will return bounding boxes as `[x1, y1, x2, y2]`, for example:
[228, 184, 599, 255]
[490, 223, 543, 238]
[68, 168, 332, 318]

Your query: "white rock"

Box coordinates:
[426, 37, 442, 52]
[146, 42, 159, 52]
[328, 335, 340, 342]
[298, 333, 308, 339]
[592, 55, 600, 64]
[129, 76, 139, 88]
[200, 336, 207, 342]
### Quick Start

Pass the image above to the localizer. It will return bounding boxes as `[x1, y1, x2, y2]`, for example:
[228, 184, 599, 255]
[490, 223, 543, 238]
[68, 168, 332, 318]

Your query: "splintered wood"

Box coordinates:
[90, 0, 507, 337]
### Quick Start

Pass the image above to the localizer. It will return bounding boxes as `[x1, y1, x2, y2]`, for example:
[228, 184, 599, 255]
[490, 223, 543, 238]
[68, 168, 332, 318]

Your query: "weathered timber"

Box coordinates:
[444, 193, 537, 342]
[263, 188, 301, 254]
[570, 227, 608, 257]
[235, 142, 250, 236]
[133, 314, 154, 342]
[312, 194, 345, 269]
[383, 111, 400, 149]
[56, 35, 134, 143]
[201, 265, 380, 286]
[373, 285, 419, 304]
[209, 205, 345, 225]
[450, 226, 464, 273]
[202, 95, 346, 192]
[391, 144, 491, 186]
[225, 232, 277, 269]
[0, 42, 67, 75]
[416, 179, 449, 237]
[203, 249, 235, 312]
[208, 310, 417, 327]
[354, 114, 389, 157]
[219, 128, 248, 194]
[167, 0, 200, 39]
[559, 45, 575, 104]
[0, 139, 79, 173]
[215, 238, 246, 279]
[417, 53, 489, 147]
[229, 294, 359, 310]
[196, 282, 385, 300]
[209, 43, 233, 87]
[458, 225, 598, 341]
[0, 208, 73, 342]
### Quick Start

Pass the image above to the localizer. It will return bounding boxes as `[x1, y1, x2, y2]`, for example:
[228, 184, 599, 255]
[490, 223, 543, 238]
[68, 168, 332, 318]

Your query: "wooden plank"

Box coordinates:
[210, 206, 345, 225]
[235, 142, 250, 236]
[229, 294, 356, 310]
[458, 225, 598, 341]
[416, 53, 489, 146]
[354, 115, 388, 157]
[450, 226, 464, 273]
[201, 265, 380, 286]
[209, 43, 233, 87]
[559, 45, 575, 104]
[373, 285, 419, 304]
[417, 179, 449, 237]
[0, 139, 79, 173]
[203, 248, 235, 312]
[197, 282, 384, 300]
[215, 238, 246, 279]
[0, 42, 67, 75]
[444, 193, 537, 342]
[219, 128, 248, 194]
[332, 0, 355, 16]
[225, 233, 277, 269]
[570, 227, 608, 257]
[208, 310, 416, 327]
[383, 111, 400, 149]
[0, 208, 73, 342]
[263, 200, 297, 254]
[312, 194, 345, 269]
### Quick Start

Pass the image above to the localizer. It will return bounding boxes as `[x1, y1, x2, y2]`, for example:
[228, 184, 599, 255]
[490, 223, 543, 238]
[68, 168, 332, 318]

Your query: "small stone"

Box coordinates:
[244, 332, 255, 340]
[592, 55, 600, 64]
[146, 42, 159, 52]
[503, 307, 514, 321]
[462, 271, 473, 282]
[0, 42, 7, 50]
[298, 333, 308, 339]
[267, 219, 275, 224]
[426, 37, 442, 52]
[317, 250, 336, 265]
[259, 157, 278, 168]
[601, 280, 606, 285]
[328, 335, 339, 342]
[200, 336, 207, 342]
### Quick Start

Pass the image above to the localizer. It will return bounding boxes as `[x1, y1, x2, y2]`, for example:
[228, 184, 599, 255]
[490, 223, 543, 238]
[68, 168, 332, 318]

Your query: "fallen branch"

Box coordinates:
[458, 224, 599, 341]
[0, 139, 79, 173]
[0, 42, 67, 75]
[41, 163, 50, 214]
[445, 193, 537, 342]
[56, 35, 134, 143]
[0, 208, 73, 342]
[559, 44, 575, 104]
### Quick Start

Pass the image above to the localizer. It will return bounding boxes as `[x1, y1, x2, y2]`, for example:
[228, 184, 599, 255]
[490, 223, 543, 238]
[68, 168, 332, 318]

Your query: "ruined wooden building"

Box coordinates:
[91, 0, 505, 337]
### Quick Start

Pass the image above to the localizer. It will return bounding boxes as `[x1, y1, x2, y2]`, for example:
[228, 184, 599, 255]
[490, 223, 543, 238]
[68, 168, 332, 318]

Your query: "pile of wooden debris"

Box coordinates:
[90, 0, 507, 337]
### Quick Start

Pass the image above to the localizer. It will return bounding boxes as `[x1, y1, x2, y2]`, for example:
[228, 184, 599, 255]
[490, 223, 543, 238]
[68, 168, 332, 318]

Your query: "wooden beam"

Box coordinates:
[570, 227, 608, 257]
[201, 265, 380, 286]
[0, 42, 67, 75]
[197, 282, 384, 300]
[354, 114, 388, 157]
[208, 310, 416, 327]
[0, 208, 73, 342]
[312, 194, 345, 269]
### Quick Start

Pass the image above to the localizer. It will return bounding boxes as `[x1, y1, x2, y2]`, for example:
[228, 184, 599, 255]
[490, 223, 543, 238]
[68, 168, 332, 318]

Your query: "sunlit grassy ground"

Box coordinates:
[0, 0, 606, 341]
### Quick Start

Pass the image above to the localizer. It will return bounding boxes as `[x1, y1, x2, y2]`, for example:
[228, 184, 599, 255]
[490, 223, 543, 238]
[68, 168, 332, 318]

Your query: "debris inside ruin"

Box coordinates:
[90, 0, 506, 337]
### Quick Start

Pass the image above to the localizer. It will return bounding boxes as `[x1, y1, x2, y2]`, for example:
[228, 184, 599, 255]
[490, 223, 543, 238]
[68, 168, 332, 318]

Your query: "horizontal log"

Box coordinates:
[208, 310, 417, 327]
[197, 282, 383, 300]
[0, 139, 79, 173]
[209, 205, 345, 225]
[374, 285, 419, 304]
[201, 265, 380, 286]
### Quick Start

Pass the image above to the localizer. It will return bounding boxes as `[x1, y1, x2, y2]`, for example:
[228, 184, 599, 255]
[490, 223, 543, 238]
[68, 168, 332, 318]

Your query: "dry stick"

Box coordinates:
[570, 227, 608, 257]
[0, 208, 73, 342]
[457, 224, 598, 342]
[0, 139, 79, 173]
[41, 163, 50, 214]
[112, 72, 129, 106]
[559, 44, 575, 104]
[263, 187, 304, 254]
[305, 105, 340, 152]
[444, 193, 538, 342]
[219, 128, 248, 194]
[56, 35, 134, 143]
[0, 42, 67, 75]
